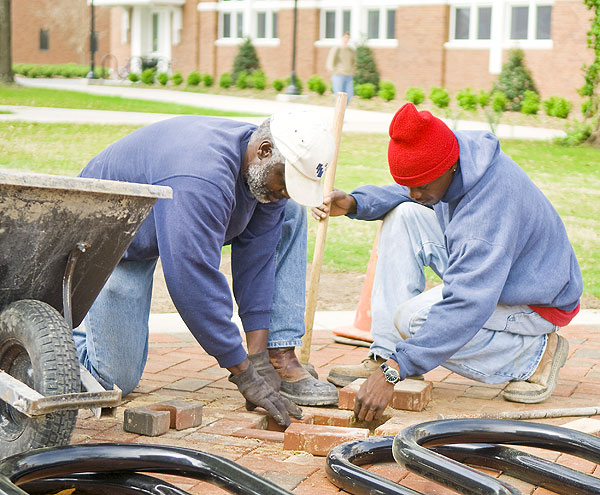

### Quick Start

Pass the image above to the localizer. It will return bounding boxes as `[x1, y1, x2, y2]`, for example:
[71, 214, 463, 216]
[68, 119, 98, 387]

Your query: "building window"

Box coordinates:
[255, 10, 278, 39]
[386, 9, 396, 39]
[451, 5, 492, 41]
[477, 7, 492, 39]
[367, 10, 379, 39]
[39, 29, 49, 50]
[223, 12, 231, 38]
[510, 6, 528, 39]
[509, 3, 551, 40]
[324, 11, 336, 39]
[152, 13, 159, 52]
[220, 11, 244, 39]
[536, 5, 552, 39]
[272, 12, 278, 38]
[343, 10, 351, 34]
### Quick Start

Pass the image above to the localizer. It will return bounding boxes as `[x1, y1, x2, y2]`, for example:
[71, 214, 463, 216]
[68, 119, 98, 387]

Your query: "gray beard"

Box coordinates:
[247, 162, 274, 203]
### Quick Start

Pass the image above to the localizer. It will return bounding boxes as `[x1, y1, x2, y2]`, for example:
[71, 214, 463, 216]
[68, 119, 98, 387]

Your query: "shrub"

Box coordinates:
[478, 90, 490, 108]
[284, 76, 303, 94]
[378, 81, 396, 102]
[171, 72, 183, 86]
[219, 72, 233, 89]
[556, 120, 593, 146]
[405, 87, 425, 105]
[128, 72, 140, 83]
[355, 44, 379, 88]
[581, 99, 594, 118]
[140, 68, 155, 85]
[236, 70, 249, 89]
[203, 73, 214, 87]
[456, 88, 478, 112]
[272, 78, 285, 92]
[307, 75, 327, 95]
[250, 69, 267, 90]
[157, 72, 169, 86]
[521, 90, 540, 115]
[356, 82, 377, 99]
[492, 49, 537, 111]
[543, 96, 572, 119]
[429, 87, 450, 108]
[232, 38, 260, 81]
[186, 71, 202, 86]
[490, 91, 507, 113]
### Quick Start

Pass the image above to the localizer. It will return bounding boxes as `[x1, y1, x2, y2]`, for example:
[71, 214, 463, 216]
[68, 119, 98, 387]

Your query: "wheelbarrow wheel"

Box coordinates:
[0, 300, 80, 459]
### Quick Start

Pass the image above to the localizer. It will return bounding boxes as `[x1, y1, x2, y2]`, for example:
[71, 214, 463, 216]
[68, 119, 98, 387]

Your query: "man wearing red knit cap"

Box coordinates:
[315, 103, 582, 421]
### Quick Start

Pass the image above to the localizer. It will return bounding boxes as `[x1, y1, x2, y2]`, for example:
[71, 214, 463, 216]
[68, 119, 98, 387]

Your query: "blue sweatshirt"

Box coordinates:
[350, 131, 582, 379]
[80, 116, 286, 369]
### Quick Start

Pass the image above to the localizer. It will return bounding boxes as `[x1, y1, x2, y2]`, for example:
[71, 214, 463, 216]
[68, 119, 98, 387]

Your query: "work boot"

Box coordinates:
[327, 356, 386, 387]
[327, 356, 425, 387]
[503, 333, 569, 404]
[269, 348, 338, 406]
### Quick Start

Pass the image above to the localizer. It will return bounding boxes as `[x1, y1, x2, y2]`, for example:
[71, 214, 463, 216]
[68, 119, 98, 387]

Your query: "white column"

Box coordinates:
[351, 0, 361, 41]
[131, 6, 142, 65]
[244, 0, 253, 39]
[489, 0, 504, 74]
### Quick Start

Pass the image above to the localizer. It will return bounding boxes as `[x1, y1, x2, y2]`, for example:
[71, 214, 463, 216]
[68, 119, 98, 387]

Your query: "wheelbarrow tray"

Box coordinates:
[0, 171, 172, 328]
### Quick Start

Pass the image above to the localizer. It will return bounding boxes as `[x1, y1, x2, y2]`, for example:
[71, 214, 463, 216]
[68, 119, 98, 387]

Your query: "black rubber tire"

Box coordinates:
[0, 299, 80, 459]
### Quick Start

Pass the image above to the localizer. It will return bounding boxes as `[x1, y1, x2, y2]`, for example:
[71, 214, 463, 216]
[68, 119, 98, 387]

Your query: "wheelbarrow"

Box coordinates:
[0, 171, 172, 459]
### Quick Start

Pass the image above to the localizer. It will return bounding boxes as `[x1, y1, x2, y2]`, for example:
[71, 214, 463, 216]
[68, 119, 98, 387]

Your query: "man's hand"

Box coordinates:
[311, 190, 357, 221]
[229, 360, 300, 427]
[353, 359, 399, 422]
[246, 351, 303, 420]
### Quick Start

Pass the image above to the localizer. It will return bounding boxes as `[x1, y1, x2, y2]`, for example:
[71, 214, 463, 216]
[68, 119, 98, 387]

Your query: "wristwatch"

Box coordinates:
[380, 362, 400, 384]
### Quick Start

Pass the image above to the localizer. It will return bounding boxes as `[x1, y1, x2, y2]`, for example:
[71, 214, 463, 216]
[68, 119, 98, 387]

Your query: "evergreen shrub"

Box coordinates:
[141, 68, 156, 85]
[456, 88, 478, 111]
[378, 81, 396, 101]
[220, 73, 233, 88]
[405, 87, 425, 105]
[493, 49, 537, 111]
[429, 87, 450, 108]
[272, 79, 285, 92]
[232, 38, 260, 81]
[355, 44, 380, 88]
[203, 74, 214, 87]
[356, 83, 376, 99]
[521, 90, 540, 114]
[250, 69, 267, 90]
[307, 75, 327, 95]
[543, 96, 572, 119]
[171, 72, 183, 86]
[186, 71, 202, 86]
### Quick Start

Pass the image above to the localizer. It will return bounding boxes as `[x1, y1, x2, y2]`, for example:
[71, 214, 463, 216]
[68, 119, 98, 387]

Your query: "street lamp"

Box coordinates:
[284, 0, 299, 95]
[87, 0, 97, 79]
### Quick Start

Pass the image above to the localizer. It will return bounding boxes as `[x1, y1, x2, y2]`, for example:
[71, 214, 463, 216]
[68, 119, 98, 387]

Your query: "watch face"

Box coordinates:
[382, 365, 399, 383]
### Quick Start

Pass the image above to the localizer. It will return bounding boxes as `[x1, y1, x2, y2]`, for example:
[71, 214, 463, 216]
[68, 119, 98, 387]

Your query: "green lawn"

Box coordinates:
[0, 122, 598, 300]
[0, 86, 261, 117]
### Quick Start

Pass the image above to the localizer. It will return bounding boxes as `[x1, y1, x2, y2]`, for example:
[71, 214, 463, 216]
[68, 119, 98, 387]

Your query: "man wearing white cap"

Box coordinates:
[75, 111, 338, 427]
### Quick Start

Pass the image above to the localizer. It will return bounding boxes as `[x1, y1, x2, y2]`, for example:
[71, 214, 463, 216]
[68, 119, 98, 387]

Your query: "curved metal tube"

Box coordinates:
[437, 443, 600, 495]
[21, 473, 190, 495]
[393, 419, 600, 495]
[0, 443, 294, 495]
[326, 436, 422, 495]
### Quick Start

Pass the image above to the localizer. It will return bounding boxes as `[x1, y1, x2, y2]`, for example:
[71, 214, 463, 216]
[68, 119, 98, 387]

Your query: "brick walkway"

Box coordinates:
[72, 323, 600, 494]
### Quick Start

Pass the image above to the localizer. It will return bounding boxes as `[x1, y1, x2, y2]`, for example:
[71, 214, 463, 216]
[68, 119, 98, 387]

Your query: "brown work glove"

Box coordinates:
[229, 361, 301, 427]
[245, 352, 303, 421]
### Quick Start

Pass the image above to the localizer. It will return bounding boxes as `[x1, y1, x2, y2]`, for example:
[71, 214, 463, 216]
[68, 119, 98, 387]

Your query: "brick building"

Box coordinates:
[13, 0, 593, 103]
[11, 0, 111, 67]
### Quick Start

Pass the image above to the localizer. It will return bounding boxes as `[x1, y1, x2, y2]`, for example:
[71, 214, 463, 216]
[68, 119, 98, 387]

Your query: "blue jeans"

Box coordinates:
[74, 200, 308, 396]
[370, 203, 557, 384]
[331, 74, 354, 103]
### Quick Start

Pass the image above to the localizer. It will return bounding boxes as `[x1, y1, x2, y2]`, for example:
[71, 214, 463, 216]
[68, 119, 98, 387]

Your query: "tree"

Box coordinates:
[232, 38, 260, 82]
[492, 49, 537, 111]
[581, 0, 600, 146]
[0, 0, 13, 83]
[354, 44, 379, 88]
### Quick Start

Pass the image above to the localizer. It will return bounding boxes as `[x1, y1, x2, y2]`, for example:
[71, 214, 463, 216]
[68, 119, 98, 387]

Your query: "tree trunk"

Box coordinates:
[587, 114, 600, 147]
[0, 0, 13, 84]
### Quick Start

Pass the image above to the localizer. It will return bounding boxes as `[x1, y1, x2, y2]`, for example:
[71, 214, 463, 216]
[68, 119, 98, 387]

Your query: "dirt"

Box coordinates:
[150, 253, 600, 314]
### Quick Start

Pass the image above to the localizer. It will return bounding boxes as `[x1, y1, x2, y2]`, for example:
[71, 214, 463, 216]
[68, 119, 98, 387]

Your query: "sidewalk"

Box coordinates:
[5, 76, 567, 139]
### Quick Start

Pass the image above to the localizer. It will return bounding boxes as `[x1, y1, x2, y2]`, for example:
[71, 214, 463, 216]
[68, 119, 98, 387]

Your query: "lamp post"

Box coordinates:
[284, 0, 299, 95]
[87, 0, 97, 79]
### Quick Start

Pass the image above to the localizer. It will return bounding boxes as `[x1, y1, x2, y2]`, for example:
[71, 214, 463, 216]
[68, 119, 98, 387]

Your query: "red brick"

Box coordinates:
[203, 415, 267, 436]
[338, 379, 365, 410]
[283, 423, 369, 456]
[124, 407, 170, 436]
[561, 418, 600, 436]
[147, 399, 203, 430]
[266, 412, 314, 432]
[304, 407, 355, 427]
[390, 381, 433, 411]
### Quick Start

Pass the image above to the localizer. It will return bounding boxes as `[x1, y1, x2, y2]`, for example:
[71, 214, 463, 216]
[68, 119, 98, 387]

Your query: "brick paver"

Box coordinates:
[71, 323, 600, 494]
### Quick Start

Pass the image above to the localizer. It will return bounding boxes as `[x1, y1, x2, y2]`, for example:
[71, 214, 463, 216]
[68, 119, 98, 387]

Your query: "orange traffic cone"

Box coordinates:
[332, 224, 381, 346]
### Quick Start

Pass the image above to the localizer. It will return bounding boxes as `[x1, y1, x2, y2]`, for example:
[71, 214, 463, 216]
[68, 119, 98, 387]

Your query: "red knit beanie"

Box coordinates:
[388, 103, 459, 187]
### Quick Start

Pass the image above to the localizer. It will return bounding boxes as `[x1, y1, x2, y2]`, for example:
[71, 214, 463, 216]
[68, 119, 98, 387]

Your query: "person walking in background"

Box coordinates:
[326, 32, 356, 103]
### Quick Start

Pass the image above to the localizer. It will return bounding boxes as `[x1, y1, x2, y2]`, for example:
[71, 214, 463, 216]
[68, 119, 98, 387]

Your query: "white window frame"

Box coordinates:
[252, 8, 280, 46]
[505, 0, 553, 47]
[215, 0, 279, 47]
[448, 3, 493, 48]
[315, 3, 398, 49]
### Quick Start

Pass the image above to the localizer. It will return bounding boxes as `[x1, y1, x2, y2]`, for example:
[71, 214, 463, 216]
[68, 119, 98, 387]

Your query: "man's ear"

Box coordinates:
[257, 139, 273, 159]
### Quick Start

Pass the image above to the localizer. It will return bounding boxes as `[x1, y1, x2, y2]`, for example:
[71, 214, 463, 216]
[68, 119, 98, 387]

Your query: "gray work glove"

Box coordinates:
[246, 351, 303, 420]
[229, 362, 298, 427]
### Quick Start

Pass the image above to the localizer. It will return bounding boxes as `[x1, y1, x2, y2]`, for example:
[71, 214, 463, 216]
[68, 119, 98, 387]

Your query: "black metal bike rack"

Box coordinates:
[0, 443, 295, 495]
[326, 419, 600, 495]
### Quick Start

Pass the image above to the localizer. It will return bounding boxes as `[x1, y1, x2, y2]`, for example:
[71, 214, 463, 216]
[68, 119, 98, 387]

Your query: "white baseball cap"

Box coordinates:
[270, 111, 335, 207]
